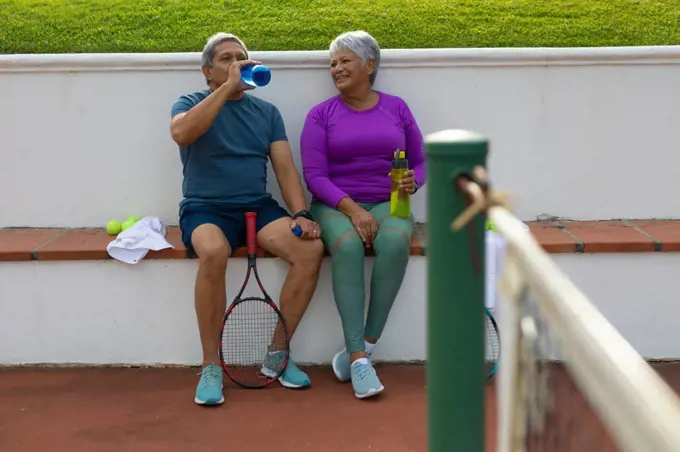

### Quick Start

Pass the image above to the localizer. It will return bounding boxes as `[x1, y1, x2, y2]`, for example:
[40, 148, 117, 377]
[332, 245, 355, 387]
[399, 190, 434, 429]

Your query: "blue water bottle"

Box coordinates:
[240, 64, 271, 87]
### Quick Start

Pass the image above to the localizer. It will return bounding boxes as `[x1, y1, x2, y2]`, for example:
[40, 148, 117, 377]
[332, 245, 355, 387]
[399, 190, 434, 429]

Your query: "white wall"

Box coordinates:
[549, 253, 680, 360]
[3, 46, 680, 365]
[0, 258, 427, 365]
[3, 46, 680, 228]
[1, 252, 679, 365]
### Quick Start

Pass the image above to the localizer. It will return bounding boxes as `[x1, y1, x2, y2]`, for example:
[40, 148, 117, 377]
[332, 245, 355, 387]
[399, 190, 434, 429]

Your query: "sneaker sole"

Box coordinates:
[355, 384, 385, 399]
[260, 366, 310, 389]
[332, 350, 351, 382]
[194, 395, 224, 405]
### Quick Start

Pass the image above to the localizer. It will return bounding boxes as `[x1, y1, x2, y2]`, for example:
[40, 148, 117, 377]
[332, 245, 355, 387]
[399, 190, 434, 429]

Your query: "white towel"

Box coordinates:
[485, 222, 530, 311]
[485, 229, 505, 311]
[106, 216, 173, 264]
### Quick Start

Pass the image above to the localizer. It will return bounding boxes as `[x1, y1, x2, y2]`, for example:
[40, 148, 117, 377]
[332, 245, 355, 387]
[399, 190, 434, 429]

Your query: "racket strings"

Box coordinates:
[486, 314, 500, 363]
[221, 297, 288, 386]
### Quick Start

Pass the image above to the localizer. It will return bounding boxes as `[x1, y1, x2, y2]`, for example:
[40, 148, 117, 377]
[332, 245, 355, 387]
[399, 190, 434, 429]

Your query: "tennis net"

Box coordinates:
[490, 206, 680, 452]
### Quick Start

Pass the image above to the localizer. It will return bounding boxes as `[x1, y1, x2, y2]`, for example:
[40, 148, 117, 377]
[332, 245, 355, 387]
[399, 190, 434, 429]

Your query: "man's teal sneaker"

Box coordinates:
[261, 350, 311, 389]
[194, 363, 224, 406]
[350, 358, 384, 399]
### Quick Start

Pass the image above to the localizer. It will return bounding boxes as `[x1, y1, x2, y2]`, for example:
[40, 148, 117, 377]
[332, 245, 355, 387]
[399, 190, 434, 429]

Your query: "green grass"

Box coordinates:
[2, 0, 680, 53]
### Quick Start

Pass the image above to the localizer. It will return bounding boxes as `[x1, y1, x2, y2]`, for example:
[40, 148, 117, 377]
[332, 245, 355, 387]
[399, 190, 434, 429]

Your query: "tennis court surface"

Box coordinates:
[1, 361, 680, 452]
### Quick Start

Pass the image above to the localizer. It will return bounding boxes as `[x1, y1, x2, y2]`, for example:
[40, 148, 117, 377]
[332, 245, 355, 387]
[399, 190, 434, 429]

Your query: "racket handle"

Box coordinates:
[245, 211, 257, 256]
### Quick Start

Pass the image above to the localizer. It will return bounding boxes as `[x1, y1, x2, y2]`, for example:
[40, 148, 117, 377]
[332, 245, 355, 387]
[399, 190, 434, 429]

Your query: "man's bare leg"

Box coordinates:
[192, 224, 231, 365]
[191, 224, 231, 405]
[258, 217, 324, 337]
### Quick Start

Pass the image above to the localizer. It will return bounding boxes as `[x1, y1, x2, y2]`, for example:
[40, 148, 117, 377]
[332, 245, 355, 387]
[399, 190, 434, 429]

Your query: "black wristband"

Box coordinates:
[293, 210, 314, 221]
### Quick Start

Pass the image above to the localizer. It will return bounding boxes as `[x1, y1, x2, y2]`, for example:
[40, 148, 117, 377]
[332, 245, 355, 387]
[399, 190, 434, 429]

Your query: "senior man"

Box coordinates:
[170, 32, 324, 406]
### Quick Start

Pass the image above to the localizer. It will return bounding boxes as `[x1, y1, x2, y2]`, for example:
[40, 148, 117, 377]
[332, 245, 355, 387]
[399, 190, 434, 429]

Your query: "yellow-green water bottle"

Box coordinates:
[390, 149, 411, 218]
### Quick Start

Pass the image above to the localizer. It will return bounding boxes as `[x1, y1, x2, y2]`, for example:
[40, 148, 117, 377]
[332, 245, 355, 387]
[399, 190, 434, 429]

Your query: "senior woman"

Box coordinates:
[300, 30, 426, 399]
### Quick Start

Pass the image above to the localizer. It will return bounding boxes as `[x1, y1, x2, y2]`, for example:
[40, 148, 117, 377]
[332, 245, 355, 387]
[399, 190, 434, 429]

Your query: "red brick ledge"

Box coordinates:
[1, 220, 679, 262]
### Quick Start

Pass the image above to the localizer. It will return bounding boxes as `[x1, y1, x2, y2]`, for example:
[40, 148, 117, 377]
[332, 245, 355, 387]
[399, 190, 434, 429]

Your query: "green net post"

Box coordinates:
[425, 130, 488, 452]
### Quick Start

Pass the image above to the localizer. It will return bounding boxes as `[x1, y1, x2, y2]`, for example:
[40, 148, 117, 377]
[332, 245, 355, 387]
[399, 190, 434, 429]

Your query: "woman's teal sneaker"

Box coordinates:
[332, 348, 352, 382]
[332, 348, 374, 383]
[194, 363, 224, 406]
[350, 358, 384, 399]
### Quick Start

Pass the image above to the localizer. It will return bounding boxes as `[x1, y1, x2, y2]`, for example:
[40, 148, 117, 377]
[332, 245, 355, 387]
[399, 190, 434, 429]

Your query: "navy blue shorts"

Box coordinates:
[179, 197, 290, 257]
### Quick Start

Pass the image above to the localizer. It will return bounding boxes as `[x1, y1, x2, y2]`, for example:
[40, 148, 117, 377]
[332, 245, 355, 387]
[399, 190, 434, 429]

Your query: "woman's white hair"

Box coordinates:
[329, 30, 381, 85]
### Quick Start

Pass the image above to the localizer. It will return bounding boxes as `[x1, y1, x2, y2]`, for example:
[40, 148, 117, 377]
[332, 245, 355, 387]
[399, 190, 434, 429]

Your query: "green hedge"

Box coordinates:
[2, 0, 680, 54]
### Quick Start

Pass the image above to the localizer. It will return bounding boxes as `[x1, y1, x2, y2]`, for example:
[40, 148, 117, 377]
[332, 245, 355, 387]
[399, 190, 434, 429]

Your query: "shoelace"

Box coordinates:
[354, 363, 373, 380]
[266, 351, 285, 372]
[198, 366, 221, 388]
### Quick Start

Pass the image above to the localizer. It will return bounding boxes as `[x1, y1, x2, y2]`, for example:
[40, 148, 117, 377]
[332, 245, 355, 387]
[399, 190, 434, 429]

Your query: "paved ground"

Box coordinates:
[2, 362, 680, 452]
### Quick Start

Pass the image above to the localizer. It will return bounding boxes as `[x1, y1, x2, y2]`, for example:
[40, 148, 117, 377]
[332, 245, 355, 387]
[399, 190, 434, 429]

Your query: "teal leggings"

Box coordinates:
[310, 201, 414, 354]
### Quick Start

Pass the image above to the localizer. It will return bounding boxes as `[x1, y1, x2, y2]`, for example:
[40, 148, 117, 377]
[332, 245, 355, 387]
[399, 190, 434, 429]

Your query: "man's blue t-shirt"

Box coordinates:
[170, 90, 288, 214]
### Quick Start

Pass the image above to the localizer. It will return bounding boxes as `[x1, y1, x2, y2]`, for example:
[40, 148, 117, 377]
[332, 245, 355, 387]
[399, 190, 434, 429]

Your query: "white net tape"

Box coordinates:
[490, 206, 680, 452]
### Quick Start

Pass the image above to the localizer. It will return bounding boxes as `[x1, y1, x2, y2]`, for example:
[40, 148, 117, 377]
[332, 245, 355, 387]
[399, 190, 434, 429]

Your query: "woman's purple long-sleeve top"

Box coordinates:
[300, 91, 426, 208]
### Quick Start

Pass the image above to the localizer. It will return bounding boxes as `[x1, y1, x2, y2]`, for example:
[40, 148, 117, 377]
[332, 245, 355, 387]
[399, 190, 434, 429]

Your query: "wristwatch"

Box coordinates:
[293, 210, 314, 221]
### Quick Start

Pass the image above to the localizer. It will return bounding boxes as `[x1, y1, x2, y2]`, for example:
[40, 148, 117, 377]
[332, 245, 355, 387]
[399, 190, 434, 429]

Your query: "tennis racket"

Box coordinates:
[219, 211, 291, 388]
[485, 307, 500, 380]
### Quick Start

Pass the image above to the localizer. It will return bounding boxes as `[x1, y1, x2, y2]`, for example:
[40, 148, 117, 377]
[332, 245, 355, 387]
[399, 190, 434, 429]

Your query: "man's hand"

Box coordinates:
[226, 60, 262, 93]
[348, 208, 377, 246]
[290, 217, 321, 240]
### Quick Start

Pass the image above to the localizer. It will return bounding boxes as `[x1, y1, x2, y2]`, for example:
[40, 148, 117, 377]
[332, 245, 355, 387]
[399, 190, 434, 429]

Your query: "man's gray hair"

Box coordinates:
[329, 30, 381, 85]
[201, 32, 249, 68]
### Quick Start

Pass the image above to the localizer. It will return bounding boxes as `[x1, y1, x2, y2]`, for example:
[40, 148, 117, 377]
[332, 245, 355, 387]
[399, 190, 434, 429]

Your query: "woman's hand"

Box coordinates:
[397, 169, 417, 195]
[349, 208, 377, 246]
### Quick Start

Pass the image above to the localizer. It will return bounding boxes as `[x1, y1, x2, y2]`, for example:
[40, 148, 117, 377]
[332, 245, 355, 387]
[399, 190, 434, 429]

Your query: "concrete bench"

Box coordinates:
[2, 219, 680, 366]
[0, 224, 426, 261]
[2, 220, 680, 262]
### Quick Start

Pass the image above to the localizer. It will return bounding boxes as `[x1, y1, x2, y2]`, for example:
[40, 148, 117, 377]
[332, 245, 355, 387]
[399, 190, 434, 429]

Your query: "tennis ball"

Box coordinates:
[121, 219, 136, 231]
[106, 220, 122, 235]
[485, 219, 497, 232]
[127, 216, 141, 223]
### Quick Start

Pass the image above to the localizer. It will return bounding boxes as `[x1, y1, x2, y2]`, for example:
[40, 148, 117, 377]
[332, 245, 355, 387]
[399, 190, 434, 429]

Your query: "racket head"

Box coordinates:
[219, 296, 290, 388]
[485, 307, 501, 380]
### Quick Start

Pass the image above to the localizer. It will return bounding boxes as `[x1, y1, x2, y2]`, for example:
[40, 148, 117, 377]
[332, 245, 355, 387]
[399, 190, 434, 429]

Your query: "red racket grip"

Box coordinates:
[245, 211, 257, 256]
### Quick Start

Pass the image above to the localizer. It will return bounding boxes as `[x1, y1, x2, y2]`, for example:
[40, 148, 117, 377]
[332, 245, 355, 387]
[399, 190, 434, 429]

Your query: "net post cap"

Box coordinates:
[425, 129, 488, 158]
[426, 129, 487, 143]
